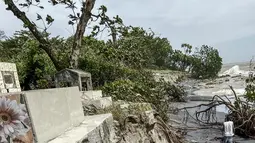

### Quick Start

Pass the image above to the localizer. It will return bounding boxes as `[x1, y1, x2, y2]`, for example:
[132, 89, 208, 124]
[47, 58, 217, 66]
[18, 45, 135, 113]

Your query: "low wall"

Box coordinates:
[24, 87, 84, 143]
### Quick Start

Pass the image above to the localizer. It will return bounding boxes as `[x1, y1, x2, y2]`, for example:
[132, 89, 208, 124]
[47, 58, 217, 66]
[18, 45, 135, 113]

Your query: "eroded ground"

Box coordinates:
[168, 64, 255, 143]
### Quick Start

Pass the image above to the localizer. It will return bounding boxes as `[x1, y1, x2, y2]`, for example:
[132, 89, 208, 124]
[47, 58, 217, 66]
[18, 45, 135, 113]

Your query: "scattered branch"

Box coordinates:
[177, 88, 255, 138]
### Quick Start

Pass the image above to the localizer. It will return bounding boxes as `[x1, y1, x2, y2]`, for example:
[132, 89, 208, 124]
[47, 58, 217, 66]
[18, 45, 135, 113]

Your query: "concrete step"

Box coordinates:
[23, 87, 115, 143]
[81, 90, 103, 100]
[48, 113, 115, 143]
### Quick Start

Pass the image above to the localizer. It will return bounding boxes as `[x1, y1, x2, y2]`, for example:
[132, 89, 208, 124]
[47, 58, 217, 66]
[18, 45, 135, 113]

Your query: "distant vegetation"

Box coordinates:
[1, 0, 222, 121]
[190, 45, 222, 79]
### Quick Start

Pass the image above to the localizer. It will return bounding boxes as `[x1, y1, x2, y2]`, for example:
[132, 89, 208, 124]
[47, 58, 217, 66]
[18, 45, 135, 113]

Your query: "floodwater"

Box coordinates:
[169, 62, 255, 143]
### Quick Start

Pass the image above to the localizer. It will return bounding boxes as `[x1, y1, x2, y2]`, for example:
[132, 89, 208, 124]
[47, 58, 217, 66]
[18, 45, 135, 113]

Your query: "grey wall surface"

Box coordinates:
[24, 87, 84, 143]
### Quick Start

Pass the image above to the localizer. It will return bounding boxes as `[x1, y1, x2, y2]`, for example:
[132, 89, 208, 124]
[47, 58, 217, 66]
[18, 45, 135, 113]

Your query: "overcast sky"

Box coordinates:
[1, 0, 255, 63]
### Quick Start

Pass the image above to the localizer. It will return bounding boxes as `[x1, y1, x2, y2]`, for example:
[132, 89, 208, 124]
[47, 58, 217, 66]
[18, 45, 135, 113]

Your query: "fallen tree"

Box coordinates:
[178, 86, 255, 139]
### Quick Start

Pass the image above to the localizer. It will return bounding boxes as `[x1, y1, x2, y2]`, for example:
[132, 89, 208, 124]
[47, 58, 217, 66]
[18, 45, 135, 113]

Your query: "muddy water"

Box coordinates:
[169, 64, 255, 142]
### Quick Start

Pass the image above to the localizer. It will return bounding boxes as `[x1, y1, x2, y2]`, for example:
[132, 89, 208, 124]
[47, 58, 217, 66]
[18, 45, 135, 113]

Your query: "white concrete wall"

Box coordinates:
[24, 87, 84, 143]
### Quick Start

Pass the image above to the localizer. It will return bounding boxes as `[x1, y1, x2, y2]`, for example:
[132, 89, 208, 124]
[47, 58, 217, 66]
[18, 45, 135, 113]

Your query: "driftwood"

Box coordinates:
[178, 86, 255, 139]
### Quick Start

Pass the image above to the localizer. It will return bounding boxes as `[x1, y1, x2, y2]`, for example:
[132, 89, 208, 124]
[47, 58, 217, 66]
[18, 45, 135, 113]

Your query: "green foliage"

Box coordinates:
[114, 27, 173, 69]
[102, 78, 186, 121]
[77, 35, 185, 121]
[169, 49, 191, 71]
[190, 45, 222, 79]
[91, 5, 124, 42]
[79, 56, 154, 88]
[2, 2, 196, 126]
[102, 79, 148, 102]
[245, 72, 255, 102]
[96, 102, 153, 127]
[168, 43, 193, 71]
[0, 3, 223, 125]
[168, 44, 222, 79]
[0, 31, 57, 90]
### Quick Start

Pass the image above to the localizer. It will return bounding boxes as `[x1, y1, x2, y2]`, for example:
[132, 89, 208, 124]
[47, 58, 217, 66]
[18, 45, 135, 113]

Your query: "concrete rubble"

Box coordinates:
[81, 90, 112, 109]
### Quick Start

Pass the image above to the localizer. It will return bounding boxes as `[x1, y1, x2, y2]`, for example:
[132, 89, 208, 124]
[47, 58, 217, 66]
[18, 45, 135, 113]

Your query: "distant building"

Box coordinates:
[54, 69, 93, 91]
[0, 62, 21, 93]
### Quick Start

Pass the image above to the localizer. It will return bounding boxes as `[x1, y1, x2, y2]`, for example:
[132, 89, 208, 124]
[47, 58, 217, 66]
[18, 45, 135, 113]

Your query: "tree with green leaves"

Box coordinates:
[90, 5, 124, 45]
[3, 0, 123, 70]
[167, 43, 193, 71]
[180, 43, 193, 71]
[191, 45, 222, 79]
[111, 26, 173, 69]
[0, 30, 57, 90]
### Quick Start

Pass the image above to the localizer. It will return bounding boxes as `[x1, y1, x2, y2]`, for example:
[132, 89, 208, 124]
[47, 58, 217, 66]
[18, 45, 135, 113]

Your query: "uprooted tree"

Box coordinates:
[179, 85, 255, 139]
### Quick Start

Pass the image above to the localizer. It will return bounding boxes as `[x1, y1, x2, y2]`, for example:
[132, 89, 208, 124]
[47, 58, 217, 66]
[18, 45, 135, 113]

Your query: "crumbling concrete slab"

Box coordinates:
[48, 113, 115, 143]
[82, 97, 112, 109]
[24, 87, 84, 143]
[81, 90, 103, 100]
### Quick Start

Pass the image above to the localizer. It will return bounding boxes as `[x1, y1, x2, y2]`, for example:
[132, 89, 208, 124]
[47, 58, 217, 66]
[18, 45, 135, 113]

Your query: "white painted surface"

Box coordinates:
[24, 87, 84, 143]
[48, 114, 113, 143]
[65, 87, 84, 126]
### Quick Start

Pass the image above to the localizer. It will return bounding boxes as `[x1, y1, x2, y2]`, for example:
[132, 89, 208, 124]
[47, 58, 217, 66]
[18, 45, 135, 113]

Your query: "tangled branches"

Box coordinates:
[179, 86, 255, 139]
[121, 112, 185, 143]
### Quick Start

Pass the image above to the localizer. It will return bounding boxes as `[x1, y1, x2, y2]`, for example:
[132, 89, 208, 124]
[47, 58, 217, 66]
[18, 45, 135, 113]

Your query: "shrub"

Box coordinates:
[78, 56, 155, 88]
[245, 71, 255, 102]
[190, 45, 222, 79]
[102, 78, 186, 121]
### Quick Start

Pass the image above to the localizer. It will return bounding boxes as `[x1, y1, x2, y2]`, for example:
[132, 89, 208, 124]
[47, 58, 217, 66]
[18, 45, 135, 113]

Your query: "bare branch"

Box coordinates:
[4, 0, 62, 70]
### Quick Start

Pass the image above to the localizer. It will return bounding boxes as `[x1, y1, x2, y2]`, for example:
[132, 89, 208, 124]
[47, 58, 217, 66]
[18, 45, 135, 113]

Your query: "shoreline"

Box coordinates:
[169, 64, 255, 142]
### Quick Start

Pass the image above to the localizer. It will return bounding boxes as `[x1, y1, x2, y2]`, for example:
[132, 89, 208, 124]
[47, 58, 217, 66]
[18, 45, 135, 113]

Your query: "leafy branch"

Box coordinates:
[91, 5, 124, 44]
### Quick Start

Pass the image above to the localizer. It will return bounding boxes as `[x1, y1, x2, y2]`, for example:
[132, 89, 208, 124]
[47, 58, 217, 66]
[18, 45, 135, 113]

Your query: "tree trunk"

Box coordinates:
[3, 0, 62, 71]
[70, 0, 96, 68]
